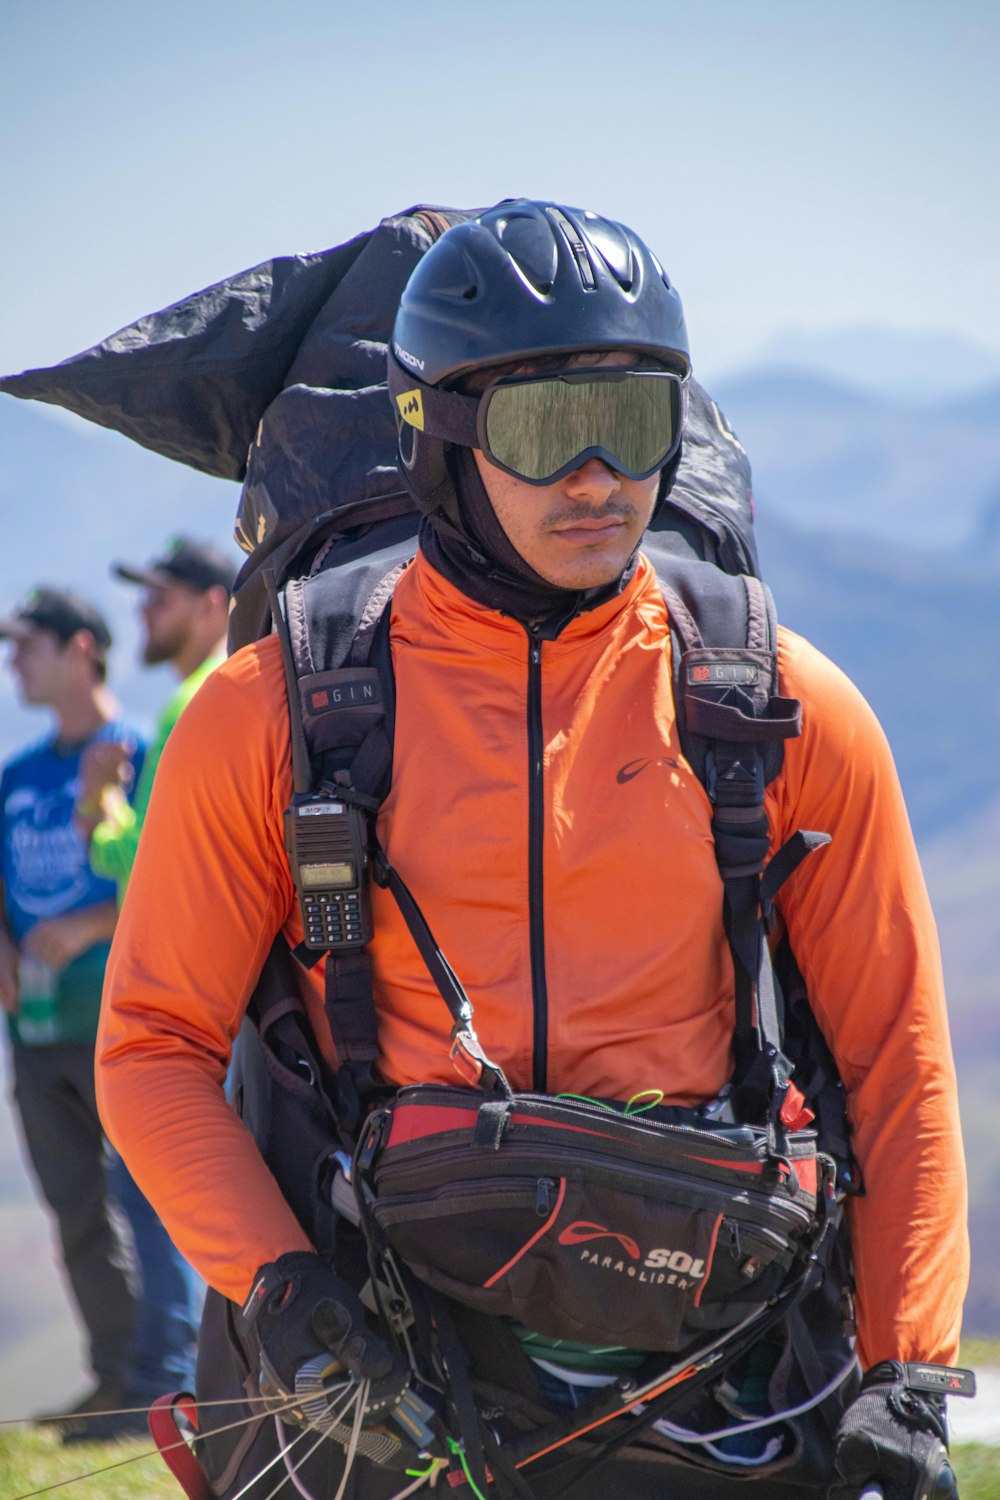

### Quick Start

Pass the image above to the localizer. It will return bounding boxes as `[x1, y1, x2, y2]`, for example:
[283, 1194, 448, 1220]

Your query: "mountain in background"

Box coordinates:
[713, 369, 1000, 553]
[746, 326, 1000, 402]
[1, 327, 999, 1337]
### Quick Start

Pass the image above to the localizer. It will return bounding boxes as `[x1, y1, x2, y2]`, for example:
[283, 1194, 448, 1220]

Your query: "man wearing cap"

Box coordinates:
[75, 536, 236, 892]
[0, 587, 143, 1435]
[71, 538, 234, 1426]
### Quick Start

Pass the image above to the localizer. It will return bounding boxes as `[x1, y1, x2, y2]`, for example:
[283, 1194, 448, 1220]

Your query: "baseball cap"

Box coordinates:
[0, 586, 113, 650]
[113, 535, 237, 594]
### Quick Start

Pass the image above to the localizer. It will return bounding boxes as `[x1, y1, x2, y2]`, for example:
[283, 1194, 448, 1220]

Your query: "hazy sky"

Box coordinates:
[1, 0, 998, 384]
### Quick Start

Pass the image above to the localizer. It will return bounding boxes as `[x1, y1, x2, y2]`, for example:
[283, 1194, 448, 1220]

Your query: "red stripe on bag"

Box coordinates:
[795, 1156, 817, 1196]
[688, 1156, 765, 1174]
[693, 1213, 724, 1308]
[483, 1177, 567, 1288]
[510, 1115, 624, 1142]
[387, 1106, 480, 1146]
[387, 1105, 626, 1149]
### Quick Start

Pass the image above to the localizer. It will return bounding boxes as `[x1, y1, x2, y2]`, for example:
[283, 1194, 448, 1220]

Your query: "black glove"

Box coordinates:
[239, 1251, 408, 1426]
[835, 1362, 958, 1500]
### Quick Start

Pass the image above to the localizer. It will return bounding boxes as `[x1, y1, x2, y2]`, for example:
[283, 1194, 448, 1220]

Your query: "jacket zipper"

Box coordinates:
[527, 630, 548, 1092]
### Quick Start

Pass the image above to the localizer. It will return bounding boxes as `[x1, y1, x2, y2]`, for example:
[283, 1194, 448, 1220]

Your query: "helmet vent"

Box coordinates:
[583, 216, 635, 292]
[651, 252, 672, 290]
[547, 207, 597, 290]
[495, 212, 558, 293]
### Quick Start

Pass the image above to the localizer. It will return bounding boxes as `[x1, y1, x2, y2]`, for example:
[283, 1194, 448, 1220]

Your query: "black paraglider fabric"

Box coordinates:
[0, 205, 759, 589]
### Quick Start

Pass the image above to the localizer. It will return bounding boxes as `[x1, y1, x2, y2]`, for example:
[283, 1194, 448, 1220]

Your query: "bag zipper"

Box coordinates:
[376, 1140, 812, 1236]
[374, 1177, 541, 1227]
[384, 1085, 815, 1158]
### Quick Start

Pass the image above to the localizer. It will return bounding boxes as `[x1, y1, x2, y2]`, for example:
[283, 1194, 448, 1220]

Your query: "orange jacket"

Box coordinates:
[97, 549, 967, 1368]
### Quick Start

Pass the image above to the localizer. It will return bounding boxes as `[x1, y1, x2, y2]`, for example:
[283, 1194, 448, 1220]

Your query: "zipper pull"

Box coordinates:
[535, 1177, 556, 1217]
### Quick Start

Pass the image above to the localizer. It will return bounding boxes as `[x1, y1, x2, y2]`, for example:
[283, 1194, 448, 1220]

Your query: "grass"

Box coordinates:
[961, 1336, 1000, 1369]
[0, 1426, 998, 1500]
[953, 1444, 1000, 1496]
[0, 1425, 180, 1499]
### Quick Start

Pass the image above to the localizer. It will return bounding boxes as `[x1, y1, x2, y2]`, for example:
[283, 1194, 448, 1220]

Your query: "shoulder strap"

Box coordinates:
[270, 536, 509, 1136]
[658, 558, 829, 1126]
[266, 542, 412, 1131]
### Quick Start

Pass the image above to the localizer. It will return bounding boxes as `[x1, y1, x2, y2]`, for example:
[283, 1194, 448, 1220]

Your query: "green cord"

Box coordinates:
[555, 1089, 665, 1116]
[625, 1088, 665, 1115]
[405, 1457, 446, 1479]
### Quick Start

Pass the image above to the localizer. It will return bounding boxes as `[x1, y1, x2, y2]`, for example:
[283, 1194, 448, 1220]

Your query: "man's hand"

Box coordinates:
[76, 740, 134, 837]
[21, 902, 118, 973]
[238, 1252, 407, 1429]
[835, 1363, 958, 1500]
[79, 739, 133, 804]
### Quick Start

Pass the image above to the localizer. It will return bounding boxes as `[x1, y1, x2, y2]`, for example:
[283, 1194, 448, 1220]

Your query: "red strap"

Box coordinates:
[148, 1392, 212, 1500]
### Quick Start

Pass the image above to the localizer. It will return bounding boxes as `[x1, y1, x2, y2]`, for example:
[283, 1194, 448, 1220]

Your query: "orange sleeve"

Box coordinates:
[97, 637, 314, 1302]
[769, 628, 967, 1368]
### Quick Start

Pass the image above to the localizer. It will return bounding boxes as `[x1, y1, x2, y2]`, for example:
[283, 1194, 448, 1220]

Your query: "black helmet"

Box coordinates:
[388, 199, 690, 521]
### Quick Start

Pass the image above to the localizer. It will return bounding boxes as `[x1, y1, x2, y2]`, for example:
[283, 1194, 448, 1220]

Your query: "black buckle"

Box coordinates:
[705, 748, 765, 807]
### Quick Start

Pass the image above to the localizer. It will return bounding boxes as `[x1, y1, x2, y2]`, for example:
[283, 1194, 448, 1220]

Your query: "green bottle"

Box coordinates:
[17, 956, 59, 1045]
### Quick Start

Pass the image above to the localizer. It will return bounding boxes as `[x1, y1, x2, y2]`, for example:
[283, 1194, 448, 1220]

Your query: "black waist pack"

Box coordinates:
[357, 1085, 831, 1353]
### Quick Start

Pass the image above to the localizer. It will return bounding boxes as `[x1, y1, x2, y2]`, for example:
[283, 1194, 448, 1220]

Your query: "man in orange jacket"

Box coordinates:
[98, 202, 967, 1499]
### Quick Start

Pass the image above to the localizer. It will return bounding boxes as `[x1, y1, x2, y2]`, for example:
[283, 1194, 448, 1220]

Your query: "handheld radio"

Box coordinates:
[284, 793, 373, 951]
[263, 567, 383, 956]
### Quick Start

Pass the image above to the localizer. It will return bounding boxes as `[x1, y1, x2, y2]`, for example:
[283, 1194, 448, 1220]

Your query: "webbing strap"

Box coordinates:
[322, 952, 379, 1066]
[661, 569, 826, 1121]
[425, 1292, 495, 1500]
[320, 590, 395, 1088]
[373, 842, 511, 1095]
[762, 830, 832, 906]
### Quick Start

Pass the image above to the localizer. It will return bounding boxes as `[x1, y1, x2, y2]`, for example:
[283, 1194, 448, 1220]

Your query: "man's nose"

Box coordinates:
[560, 457, 622, 503]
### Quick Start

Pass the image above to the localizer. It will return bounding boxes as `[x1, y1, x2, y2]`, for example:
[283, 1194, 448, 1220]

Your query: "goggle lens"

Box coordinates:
[482, 370, 682, 484]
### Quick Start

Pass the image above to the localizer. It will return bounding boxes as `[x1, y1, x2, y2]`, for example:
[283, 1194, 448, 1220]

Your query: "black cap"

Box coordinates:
[0, 587, 113, 650]
[113, 535, 237, 594]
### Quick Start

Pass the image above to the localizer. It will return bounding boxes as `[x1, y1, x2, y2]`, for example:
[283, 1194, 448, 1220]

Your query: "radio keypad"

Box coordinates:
[303, 891, 364, 949]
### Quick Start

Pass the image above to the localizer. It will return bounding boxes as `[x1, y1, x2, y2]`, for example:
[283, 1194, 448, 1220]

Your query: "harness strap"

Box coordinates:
[148, 1393, 211, 1500]
[662, 573, 834, 1127]
[427, 1292, 495, 1499]
[318, 588, 395, 1100]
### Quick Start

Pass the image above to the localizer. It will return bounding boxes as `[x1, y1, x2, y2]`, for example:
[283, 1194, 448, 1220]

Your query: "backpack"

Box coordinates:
[2, 205, 859, 1496]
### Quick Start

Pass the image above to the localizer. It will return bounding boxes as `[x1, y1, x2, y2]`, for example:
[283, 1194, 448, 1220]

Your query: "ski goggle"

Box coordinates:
[389, 354, 688, 486]
[478, 369, 687, 485]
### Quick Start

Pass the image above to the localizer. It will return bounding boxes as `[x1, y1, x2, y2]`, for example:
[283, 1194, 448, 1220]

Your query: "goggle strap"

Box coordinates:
[387, 353, 479, 447]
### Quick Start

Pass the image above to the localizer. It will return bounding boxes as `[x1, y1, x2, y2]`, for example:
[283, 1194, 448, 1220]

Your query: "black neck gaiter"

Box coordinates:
[420, 445, 637, 634]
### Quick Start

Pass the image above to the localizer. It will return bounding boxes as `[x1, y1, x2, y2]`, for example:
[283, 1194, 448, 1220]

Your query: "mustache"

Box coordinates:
[542, 500, 641, 528]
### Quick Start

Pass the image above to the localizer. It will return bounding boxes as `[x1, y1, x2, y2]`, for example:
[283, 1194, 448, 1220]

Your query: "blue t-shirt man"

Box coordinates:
[0, 585, 161, 1437]
[1, 723, 143, 1046]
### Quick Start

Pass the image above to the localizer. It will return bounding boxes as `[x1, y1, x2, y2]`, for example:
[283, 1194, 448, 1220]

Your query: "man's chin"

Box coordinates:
[536, 549, 636, 592]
